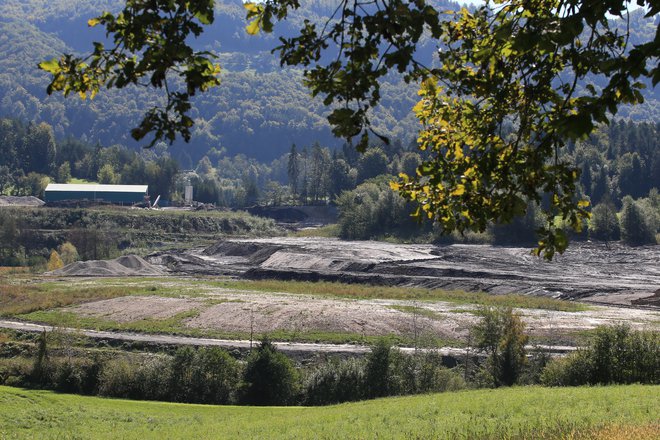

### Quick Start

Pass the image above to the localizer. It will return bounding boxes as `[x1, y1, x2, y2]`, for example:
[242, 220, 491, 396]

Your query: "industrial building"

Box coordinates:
[44, 184, 148, 205]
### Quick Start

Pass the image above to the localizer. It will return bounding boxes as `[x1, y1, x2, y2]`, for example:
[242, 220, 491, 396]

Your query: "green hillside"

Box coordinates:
[1, 0, 656, 164]
[1, 385, 658, 439]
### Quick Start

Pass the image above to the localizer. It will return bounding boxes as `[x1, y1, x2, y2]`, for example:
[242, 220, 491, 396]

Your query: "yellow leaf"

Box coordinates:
[88, 18, 100, 27]
[246, 19, 260, 35]
[451, 185, 465, 196]
[244, 2, 260, 13]
[577, 200, 590, 208]
[389, 181, 400, 191]
[39, 58, 61, 74]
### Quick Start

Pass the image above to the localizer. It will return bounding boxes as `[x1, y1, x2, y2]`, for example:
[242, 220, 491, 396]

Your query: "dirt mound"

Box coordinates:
[203, 240, 282, 264]
[632, 288, 660, 307]
[49, 255, 165, 277]
[0, 196, 44, 206]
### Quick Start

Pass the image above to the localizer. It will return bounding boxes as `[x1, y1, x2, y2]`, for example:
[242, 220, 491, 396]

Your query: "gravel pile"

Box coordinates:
[0, 196, 44, 206]
[49, 255, 165, 277]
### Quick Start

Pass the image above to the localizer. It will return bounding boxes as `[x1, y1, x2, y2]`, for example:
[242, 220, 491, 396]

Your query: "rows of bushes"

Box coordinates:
[0, 337, 466, 406]
[541, 325, 659, 386]
[1, 322, 657, 406]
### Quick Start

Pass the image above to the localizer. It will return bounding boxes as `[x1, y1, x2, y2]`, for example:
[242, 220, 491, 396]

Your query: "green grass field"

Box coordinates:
[0, 385, 658, 439]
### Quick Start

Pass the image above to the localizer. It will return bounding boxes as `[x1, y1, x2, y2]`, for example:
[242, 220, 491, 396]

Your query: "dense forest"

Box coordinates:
[0, 118, 179, 201]
[0, 0, 658, 249]
[2, 114, 657, 247]
[1, 0, 658, 165]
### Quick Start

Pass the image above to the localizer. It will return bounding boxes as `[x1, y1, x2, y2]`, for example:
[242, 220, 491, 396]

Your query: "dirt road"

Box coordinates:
[0, 319, 573, 357]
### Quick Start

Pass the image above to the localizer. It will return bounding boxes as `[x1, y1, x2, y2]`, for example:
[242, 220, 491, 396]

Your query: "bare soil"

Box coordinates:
[37, 237, 658, 347]
[67, 285, 658, 345]
[148, 237, 660, 307]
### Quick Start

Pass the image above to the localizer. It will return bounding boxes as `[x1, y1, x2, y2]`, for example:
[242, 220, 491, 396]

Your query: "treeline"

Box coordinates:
[186, 140, 420, 209]
[0, 118, 179, 200]
[332, 122, 660, 245]
[1, 317, 656, 406]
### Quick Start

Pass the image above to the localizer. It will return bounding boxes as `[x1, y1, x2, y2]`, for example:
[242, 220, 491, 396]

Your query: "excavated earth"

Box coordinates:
[32, 238, 659, 348]
[146, 237, 660, 307]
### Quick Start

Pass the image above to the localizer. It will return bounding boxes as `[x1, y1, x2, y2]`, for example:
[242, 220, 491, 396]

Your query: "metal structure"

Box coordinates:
[44, 184, 148, 205]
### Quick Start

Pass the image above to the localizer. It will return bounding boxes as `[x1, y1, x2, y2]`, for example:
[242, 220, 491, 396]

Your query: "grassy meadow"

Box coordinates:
[0, 385, 658, 439]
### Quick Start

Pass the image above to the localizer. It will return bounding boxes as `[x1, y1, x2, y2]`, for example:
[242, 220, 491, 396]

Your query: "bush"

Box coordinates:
[169, 346, 239, 404]
[98, 357, 141, 398]
[303, 358, 365, 405]
[240, 339, 300, 405]
[58, 241, 79, 265]
[541, 325, 660, 386]
[0, 357, 33, 387]
[46, 250, 64, 271]
[364, 339, 395, 398]
[412, 353, 466, 394]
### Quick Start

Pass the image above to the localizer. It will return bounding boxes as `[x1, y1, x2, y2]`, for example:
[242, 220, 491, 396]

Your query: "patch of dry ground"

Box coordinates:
[43, 237, 659, 345]
[73, 296, 204, 322]
[69, 286, 659, 344]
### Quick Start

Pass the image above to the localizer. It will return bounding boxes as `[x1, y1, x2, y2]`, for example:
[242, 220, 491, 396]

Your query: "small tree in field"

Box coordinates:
[47, 250, 64, 271]
[472, 307, 529, 387]
[589, 201, 620, 242]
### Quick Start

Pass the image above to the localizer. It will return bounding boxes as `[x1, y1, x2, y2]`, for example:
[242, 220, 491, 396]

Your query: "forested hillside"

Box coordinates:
[0, 0, 436, 163]
[1, 0, 657, 165]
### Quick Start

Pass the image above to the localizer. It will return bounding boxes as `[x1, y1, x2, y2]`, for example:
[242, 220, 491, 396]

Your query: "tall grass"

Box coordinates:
[0, 283, 129, 316]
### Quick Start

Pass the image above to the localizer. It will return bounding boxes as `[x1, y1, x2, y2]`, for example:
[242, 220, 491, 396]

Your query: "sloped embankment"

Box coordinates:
[150, 238, 660, 307]
[49, 255, 165, 277]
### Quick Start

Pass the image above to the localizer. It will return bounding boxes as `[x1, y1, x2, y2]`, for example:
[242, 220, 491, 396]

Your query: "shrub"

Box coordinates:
[0, 357, 32, 387]
[240, 339, 300, 405]
[303, 358, 365, 405]
[364, 339, 395, 398]
[58, 241, 79, 265]
[169, 346, 240, 404]
[413, 353, 466, 393]
[46, 250, 64, 271]
[98, 357, 141, 398]
[541, 325, 660, 386]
